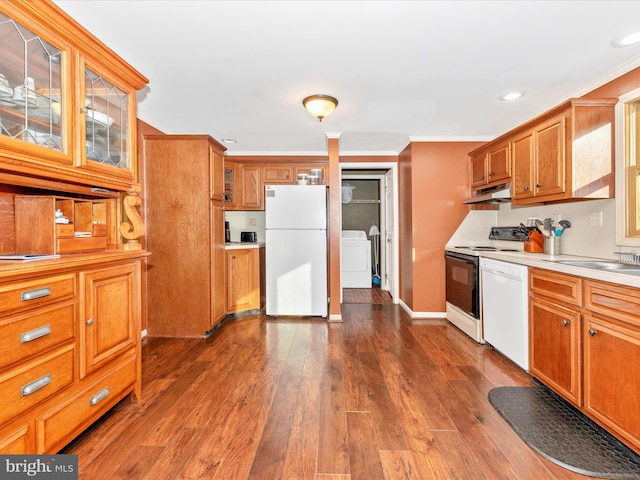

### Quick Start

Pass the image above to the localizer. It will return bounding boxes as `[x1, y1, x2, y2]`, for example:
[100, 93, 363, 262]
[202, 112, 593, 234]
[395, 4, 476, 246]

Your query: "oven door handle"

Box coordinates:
[445, 251, 478, 264]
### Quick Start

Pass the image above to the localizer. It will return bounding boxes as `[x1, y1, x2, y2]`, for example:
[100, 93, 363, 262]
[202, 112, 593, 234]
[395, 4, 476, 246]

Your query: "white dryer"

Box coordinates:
[341, 230, 372, 288]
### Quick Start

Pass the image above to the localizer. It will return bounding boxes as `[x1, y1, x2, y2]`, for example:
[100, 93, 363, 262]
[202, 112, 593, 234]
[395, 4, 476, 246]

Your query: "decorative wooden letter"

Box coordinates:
[120, 186, 144, 251]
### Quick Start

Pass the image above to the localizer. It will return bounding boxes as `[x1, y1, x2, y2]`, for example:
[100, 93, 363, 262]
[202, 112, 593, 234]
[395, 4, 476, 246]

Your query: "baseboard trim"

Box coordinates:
[398, 299, 446, 319]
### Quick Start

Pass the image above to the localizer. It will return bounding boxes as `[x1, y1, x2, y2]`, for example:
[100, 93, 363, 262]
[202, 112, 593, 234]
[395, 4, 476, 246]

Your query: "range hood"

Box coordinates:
[463, 183, 511, 204]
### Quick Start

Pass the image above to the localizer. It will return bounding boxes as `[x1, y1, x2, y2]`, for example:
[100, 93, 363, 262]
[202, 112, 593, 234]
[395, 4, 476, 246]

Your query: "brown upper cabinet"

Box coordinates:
[224, 161, 238, 209]
[0, 2, 148, 191]
[512, 114, 566, 201]
[225, 161, 328, 211]
[263, 165, 294, 184]
[241, 165, 263, 210]
[469, 98, 617, 205]
[470, 142, 510, 189]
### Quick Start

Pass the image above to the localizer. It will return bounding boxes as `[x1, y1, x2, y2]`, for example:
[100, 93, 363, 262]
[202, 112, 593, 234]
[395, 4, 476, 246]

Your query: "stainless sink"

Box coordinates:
[550, 259, 640, 273]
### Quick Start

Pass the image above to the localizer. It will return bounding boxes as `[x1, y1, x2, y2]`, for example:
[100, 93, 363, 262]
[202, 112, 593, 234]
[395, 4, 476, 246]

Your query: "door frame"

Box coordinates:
[339, 162, 399, 304]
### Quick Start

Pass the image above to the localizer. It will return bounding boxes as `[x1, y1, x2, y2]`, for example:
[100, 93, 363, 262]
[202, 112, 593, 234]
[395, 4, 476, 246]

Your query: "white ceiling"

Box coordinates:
[54, 0, 640, 156]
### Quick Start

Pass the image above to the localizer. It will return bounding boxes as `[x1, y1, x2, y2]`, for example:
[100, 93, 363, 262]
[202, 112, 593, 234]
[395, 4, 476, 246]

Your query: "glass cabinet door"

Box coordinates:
[0, 12, 65, 153]
[83, 67, 130, 172]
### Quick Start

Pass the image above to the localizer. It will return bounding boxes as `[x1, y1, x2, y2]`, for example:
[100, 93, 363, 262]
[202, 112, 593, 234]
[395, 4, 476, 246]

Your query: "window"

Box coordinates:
[616, 87, 640, 245]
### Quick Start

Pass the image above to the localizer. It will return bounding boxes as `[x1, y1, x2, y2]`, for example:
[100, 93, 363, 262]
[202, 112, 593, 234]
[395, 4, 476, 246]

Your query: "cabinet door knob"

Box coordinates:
[588, 329, 597, 336]
[87, 318, 94, 325]
[536, 183, 542, 188]
[488, 172, 493, 176]
[479, 176, 485, 180]
[561, 319, 570, 326]
[523, 185, 529, 191]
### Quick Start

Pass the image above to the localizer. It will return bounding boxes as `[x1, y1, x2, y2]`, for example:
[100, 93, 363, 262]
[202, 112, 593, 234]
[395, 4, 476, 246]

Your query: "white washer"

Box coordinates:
[341, 230, 372, 288]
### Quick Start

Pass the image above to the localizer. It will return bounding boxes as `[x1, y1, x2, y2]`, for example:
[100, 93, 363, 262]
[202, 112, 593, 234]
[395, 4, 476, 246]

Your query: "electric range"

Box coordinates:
[444, 226, 532, 342]
[445, 226, 534, 256]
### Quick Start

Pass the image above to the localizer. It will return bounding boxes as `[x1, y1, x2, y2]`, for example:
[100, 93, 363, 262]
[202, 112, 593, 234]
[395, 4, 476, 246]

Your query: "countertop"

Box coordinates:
[447, 247, 640, 288]
[225, 242, 265, 250]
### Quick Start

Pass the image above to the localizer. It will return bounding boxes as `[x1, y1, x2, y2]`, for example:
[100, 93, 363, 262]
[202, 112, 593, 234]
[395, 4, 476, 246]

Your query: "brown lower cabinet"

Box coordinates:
[226, 246, 265, 314]
[0, 255, 143, 454]
[529, 268, 640, 454]
[529, 295, 582, 406]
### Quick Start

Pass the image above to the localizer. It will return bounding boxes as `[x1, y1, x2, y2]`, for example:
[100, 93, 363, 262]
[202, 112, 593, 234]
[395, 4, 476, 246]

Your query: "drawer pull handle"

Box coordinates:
[21, 287, 51, 302]
[561, 319, 570, 326]
[90, 387, 110, 406]
[21, 373, 51, 396]
[20, 324, 52, 343]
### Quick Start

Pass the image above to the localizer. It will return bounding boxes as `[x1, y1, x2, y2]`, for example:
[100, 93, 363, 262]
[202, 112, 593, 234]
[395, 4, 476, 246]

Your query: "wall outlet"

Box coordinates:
[248, 217, 257, 226]
[588, 211, 603, 227]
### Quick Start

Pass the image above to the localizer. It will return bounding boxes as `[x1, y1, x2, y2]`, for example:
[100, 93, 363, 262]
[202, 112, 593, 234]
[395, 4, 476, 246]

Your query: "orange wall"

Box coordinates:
[340, 155, 399, 164]
[398, 146, 414, 309]
[402, 141, 483, 313]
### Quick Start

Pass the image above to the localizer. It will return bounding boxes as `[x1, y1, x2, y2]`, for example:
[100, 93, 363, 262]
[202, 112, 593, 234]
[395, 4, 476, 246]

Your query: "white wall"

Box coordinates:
[446, 198, 617, 260]
[497, 198, 616, 259]
[224, 211, 266, 242]
[446, 210, 497, 246]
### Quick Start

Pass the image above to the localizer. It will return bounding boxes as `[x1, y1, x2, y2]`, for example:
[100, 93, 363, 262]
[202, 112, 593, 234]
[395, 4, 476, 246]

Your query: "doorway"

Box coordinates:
[339, 162, 399, 304]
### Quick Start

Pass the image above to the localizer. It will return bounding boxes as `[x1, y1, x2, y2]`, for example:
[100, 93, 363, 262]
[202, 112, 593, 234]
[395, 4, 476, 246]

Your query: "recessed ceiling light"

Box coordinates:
[611, 31, 640, 48]
[221, 138, 237, 144]
[500, 92, 524, 101]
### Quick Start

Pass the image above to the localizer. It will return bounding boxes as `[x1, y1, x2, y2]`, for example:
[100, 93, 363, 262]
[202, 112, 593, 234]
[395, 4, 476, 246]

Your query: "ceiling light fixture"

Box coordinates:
[611, 31, 640, 47]
[302, 94, 338, 122]
[500, 92, 525, 101]
[221, 138, 237, 144]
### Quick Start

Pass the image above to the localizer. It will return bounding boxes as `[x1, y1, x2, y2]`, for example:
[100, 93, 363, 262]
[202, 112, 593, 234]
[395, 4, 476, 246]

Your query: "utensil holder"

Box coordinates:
[544, 236, 561, 255]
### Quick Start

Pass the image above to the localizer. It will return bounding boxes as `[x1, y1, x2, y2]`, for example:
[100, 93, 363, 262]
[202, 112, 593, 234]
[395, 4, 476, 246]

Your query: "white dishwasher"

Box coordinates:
[480, 257, 529, 371]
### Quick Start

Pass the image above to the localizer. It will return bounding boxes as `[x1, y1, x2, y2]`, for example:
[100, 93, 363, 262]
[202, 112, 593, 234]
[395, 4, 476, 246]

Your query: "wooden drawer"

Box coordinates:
[56, 224, 74, 238]
[0, 421, 32, 454]
[529, 268, 582, 306]
[0, 273, 76, 316]
[57, 236, 108, 254]
[37, 352, 136, 453]
[584, 279, 640, 328]
[0, 345, 75, 425]
[0, 300, 75, 372]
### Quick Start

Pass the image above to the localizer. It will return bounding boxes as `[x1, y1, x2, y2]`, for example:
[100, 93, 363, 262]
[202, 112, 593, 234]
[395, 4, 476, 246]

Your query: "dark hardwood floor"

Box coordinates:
[62, 303, 605, 479]
[343, 286, 393, 304]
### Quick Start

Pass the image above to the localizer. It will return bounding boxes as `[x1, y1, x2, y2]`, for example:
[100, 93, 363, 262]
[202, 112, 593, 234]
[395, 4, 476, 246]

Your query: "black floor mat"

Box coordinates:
[488, 385, 640, 479]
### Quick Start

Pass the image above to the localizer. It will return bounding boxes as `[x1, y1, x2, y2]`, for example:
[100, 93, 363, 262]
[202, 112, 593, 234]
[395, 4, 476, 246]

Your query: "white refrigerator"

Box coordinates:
[265, 185, 328, 317]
